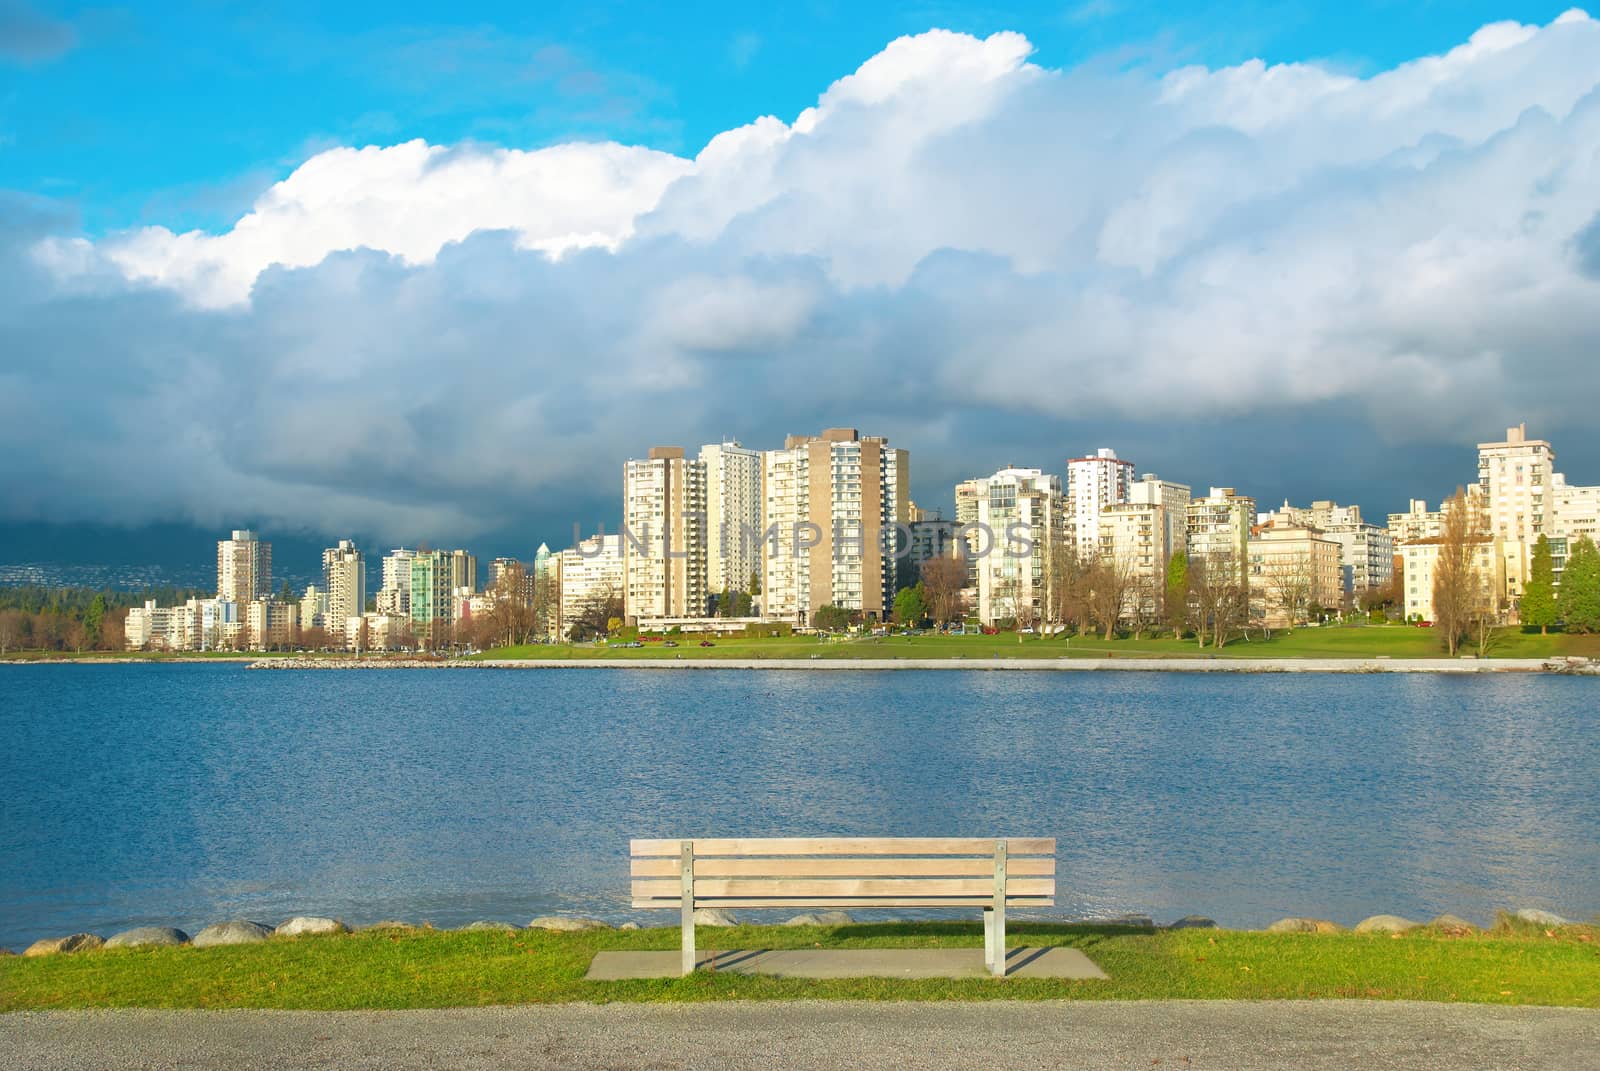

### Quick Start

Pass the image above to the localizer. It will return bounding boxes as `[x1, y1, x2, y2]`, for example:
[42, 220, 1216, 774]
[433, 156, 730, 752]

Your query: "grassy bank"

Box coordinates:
[3, 919, 1596, 1010]
[478, 626, 1600, 662]
[7, 625, 1599, 664]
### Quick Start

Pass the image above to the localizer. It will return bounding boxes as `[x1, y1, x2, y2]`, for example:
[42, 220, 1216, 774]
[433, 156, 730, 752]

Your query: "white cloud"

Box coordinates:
[8, 13, 1600, 540]
[48, 138, 693, 308]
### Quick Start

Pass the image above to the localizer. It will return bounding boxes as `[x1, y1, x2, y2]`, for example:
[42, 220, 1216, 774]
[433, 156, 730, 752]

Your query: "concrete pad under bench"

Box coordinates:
[585, 946, 1108, 981]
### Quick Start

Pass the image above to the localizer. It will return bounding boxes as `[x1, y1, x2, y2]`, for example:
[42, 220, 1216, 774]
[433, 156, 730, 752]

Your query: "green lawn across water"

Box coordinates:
[2, 919, 1597, 1010]
[5, 624, 1598, 662]
[478, 626, 1600, 662]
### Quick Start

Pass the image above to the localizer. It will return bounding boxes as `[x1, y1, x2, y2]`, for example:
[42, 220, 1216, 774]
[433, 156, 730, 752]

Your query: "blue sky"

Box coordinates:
[3, 1, 1579, 234]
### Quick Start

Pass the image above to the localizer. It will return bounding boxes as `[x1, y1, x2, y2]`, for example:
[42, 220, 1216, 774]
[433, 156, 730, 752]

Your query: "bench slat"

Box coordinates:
[629, 857, 1056, 878]
[630, 837, 1055, 857]
[632, 878, 1056, 899]
[632, 897, 1056, 909]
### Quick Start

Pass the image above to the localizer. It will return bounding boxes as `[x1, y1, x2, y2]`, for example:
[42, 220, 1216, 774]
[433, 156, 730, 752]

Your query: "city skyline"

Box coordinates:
[97, 419, 1600, 647]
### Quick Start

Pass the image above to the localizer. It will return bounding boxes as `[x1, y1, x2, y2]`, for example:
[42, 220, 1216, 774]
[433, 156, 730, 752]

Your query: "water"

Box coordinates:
[1, 664, 1595, 950]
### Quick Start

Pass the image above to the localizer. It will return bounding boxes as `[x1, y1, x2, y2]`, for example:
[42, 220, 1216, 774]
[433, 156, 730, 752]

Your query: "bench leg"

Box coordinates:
[983, 909, 996, 973]
[680, 841, 695, 976]
[681, 900, 695, 976]
[991, 905, 1006, 978]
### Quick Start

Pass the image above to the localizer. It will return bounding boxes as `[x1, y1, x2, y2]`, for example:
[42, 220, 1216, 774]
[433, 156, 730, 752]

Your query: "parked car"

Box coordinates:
[663, 640, 678, 648]
[699, 640, 716, 647]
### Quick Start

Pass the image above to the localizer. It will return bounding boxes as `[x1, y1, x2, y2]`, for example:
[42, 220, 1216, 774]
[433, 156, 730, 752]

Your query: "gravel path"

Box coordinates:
[6, 1001, 1597, 1070]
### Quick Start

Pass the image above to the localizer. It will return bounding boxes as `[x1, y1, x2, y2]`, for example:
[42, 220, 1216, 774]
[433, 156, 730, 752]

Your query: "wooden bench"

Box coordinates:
[630, 837, 1056, 977]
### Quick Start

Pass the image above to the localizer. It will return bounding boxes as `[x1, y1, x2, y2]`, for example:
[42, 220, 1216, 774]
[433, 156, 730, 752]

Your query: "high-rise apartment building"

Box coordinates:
[244, 598, 298, 649]
[1247, 526, 1343, 627]
[700, 441, 763, 596]
[409, 550, 454, 640]
[1126, 474, 1191, 562]
[449, 549, 477, 594]
[971, 468, 1065, 626]
[1477, 424, 1555, 601]
[378, 549, 415, 616]
[322, 539, 366, 643]
[1186, 488, 1256, 566]
[760, 428, 910, 625]
[1067, 448, 1134, 559]
[953, 477, 986, 585]
[299, 585, 328, 631]
[623, 447, 709, 620]
[552, 533, 626, 639]
[1549, 474, 1600, 582]
[906, 516, 961, 574]
[1388, 499, 1444, 543]
[217, 529, 270, 604]
[488, 557, 517, 588]
[1259, 501, 1394, 602]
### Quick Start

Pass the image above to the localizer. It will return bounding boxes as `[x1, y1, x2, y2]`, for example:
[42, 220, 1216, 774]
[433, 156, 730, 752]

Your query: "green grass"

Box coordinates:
[477, 626, 1600, 662]
[3, 920, 1597, 1010]
[8, 625, 1597, 664]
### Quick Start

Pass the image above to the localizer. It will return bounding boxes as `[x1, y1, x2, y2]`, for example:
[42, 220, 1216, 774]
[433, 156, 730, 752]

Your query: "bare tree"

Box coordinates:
[0, 610, 24, 655]
[1126, 571, 1162, 640]
[485, 562, 537, 649]
[64, 618, 89, 654]
[919, 555, 967, 626]
[1085, 555, 1135, 641]
[100, 608, 127, 652]
[1046, 542, 1091, 636]
[1190, 550, 1248, 649]
[1260, 554, 1314, 632]
[1432, 487, 1486, 657]
[568, 584, 624, 642]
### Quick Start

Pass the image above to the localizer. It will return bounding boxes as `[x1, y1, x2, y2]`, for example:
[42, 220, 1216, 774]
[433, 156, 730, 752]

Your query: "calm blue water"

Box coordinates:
[1, 664, 1596, 950]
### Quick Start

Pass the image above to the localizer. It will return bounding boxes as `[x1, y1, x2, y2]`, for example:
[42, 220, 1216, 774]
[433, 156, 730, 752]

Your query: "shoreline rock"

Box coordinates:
[274, 917, 348, 938]
[1354, 914, 1421, 934]
[1266, 918, 1345, 934]
[784, 911, 855, 927]
[105, 927, 189, 949]
[1514, 908, 1570, 926]
[1166, 916, 1217, 930]
[527, 916, 611, 932]
[192, 921, 272, 947]
[24, 933, 105, 957]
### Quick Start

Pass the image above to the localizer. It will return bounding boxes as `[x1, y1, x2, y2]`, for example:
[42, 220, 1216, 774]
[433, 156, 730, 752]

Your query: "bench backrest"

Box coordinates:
[630, 837, 1055, 910]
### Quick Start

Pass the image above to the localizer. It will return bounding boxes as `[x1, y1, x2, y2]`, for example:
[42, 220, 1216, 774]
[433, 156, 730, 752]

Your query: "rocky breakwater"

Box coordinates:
[249, 658, 492, 670]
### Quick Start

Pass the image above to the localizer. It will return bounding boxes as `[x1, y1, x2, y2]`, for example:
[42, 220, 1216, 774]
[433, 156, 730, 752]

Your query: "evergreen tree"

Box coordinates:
[1164, 551, 1189, 635]
[1521, 534, 1557, 635]
[84, 593, 108, 643]
[893, 584, 927, 625]
[1558, 535, 1600, 634]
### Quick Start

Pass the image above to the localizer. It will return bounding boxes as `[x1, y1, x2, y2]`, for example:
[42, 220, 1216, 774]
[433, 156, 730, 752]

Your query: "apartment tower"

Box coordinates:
[217, 529, 270, 605]
[322, 539, 366, 643]
[623, 447, 709, 620]
[760, 428, 910, 625]
[699, 441, 763, 596]
[1067, 448, 1134, 560]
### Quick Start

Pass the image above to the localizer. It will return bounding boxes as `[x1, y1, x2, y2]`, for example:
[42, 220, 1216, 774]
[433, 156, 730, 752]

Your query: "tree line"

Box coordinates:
[0, 586, 209, 655]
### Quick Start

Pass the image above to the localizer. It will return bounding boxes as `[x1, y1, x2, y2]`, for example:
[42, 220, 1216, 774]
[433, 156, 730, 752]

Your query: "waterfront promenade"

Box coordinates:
[8, 1002, 1597, 1071]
